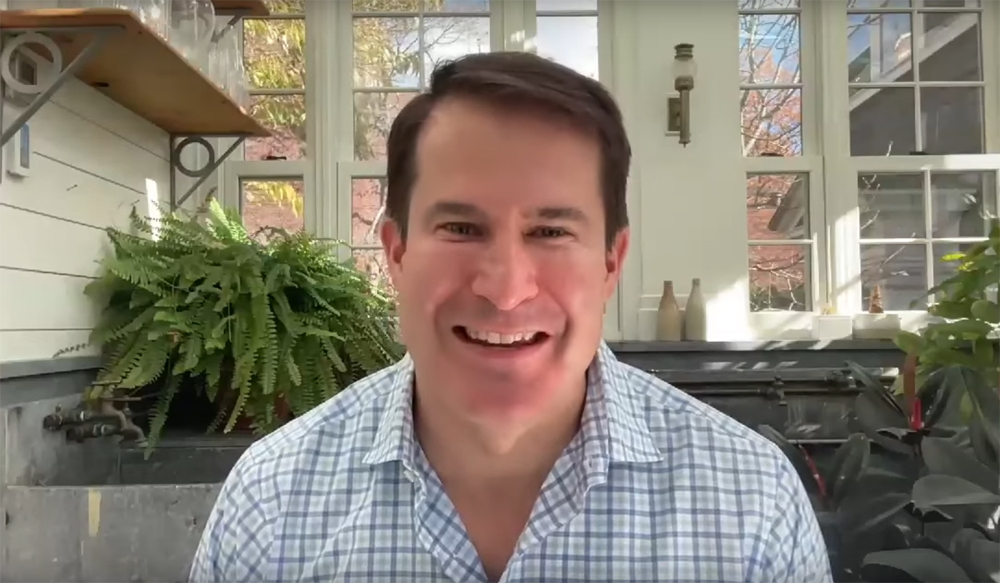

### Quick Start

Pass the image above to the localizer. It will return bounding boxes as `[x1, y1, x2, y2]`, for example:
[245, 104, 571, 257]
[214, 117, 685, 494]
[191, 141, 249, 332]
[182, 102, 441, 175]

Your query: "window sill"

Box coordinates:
[749, 310, 939, 341]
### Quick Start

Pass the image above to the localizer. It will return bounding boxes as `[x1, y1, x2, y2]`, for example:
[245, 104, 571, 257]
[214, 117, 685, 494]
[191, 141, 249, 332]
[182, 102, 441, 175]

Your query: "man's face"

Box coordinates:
[381, 98, 628, 425]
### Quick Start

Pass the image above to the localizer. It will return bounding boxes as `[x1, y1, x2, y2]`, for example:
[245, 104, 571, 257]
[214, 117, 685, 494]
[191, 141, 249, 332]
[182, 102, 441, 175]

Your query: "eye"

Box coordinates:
[440, 223, 481, 237]
[531, 226, 570, 238]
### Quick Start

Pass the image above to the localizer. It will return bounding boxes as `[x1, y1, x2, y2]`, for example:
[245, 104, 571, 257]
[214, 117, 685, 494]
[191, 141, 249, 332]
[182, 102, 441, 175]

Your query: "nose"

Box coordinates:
[470, 234, 539, 311]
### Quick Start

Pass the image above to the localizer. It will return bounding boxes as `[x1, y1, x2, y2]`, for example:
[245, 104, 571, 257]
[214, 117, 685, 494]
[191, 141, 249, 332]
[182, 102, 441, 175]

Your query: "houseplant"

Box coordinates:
[759, 360, 999, 582]
[61, 200, 403, 454]
[760, 220, 999, 580]
[893, 219, 999, 386]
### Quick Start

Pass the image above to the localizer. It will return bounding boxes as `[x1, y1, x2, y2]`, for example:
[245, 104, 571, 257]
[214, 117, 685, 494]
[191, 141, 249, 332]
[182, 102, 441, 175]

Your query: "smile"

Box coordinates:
[454, 326, 548, 347]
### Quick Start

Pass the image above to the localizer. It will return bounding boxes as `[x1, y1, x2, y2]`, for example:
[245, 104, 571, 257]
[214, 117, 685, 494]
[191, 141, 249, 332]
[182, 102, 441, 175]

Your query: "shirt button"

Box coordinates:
[586, 458, 601, 470]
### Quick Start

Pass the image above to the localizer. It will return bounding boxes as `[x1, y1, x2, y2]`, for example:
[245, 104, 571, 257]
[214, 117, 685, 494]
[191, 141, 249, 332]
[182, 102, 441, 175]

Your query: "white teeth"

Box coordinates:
[465, 328, 539, 345]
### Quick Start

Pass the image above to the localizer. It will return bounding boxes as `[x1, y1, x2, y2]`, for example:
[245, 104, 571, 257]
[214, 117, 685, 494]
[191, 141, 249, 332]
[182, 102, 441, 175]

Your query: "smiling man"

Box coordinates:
[190, 52, 831, 583]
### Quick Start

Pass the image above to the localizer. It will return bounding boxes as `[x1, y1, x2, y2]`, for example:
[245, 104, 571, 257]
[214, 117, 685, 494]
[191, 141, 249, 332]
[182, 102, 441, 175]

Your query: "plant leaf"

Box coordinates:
[824, 434, 871, 507]
[912, 474, 1000, 507]
[950, 527, 1000, 583]
[970, 416, 1000, 472]
[841, 492, 911, 535]
[922, 437, 1000, 495]
[970, 299, 1000, 324]
[860, 548, 973, 582]
[963, 367, 1000, 456]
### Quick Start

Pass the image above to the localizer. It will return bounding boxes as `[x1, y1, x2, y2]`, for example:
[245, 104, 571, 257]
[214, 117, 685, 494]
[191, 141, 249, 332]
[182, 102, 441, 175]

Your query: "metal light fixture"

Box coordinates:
[668, 43, 697, 146]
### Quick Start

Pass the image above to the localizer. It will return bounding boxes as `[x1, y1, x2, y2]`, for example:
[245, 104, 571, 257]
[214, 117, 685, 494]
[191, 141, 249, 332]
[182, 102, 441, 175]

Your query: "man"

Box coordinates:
[190, 52, 831, 583]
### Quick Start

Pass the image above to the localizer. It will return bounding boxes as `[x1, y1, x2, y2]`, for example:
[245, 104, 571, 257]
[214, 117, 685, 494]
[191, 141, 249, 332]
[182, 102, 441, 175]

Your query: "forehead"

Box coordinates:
[410, 98, 603, 217]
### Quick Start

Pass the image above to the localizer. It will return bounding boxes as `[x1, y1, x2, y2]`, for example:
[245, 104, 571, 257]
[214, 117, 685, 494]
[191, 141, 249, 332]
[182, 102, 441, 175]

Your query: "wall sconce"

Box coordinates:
[667, 43, 697, 146]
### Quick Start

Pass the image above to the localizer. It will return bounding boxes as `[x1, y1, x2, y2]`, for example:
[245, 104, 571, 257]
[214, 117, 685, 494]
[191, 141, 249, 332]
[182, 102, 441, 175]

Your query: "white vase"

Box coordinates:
[853, 313, 902, 339]
[683, 278, 707, 341]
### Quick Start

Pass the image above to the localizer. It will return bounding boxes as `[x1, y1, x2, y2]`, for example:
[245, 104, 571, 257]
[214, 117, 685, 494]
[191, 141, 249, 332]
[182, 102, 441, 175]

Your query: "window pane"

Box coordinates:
[247, 94, 306, 160]
[353, 248, 393, 291]
[354, 92, 418, 161]
[858, 173, 924, 239]
[538, 0, 597, 10]
[749, 245, 811, 311]
[921, 87, 984, 154]
[264, 0, 304, 14]
[352, 178, 388, 246]
[426, 0, 491, 13]
[931, 172, 998, 238]
[740, 0, 800, 9]
[850, 87, 916, 156]
[933, 242, 984, 290]
[741, 88, 802, 156]
[924, 0, 980, 7]
[848, 0, 910, 7]
[860, 243, 926, 310]
[241, 179, 305, 238]
[536, 16, 598, 79]
[747, 174, 809, 240]
[919, 12, 981, 82]
[353, 0, 490, 11]
[354, 17, 421, 89]
[243, 18, 305, 90]
[739, 14, 801, 85]
[352, 0, 421, 12]
[846, 13, 912, 84]
[423, 17, 490, 79]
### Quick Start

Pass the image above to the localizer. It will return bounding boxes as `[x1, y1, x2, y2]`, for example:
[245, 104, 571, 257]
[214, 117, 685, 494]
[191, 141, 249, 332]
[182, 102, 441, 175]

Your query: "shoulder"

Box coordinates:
[220, 359, 406, 501]
[609, 357, 799, 500]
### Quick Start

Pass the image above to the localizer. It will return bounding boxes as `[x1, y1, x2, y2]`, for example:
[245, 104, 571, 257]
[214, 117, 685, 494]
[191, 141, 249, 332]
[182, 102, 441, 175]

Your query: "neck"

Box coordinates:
[413, 378, 586, 486]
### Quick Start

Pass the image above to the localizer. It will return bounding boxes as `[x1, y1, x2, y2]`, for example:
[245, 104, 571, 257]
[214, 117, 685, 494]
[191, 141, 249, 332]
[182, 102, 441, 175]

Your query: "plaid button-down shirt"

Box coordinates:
[190, 342, 831, 583]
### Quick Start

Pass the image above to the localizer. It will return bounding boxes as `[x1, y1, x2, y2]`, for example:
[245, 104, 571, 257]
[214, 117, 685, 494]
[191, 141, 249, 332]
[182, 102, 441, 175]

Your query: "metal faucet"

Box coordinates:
[42, 381, 147, 446]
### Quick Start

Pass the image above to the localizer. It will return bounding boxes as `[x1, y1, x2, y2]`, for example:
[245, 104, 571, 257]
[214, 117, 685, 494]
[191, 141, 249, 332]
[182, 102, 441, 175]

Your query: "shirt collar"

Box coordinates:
[362, 342, 663, 469]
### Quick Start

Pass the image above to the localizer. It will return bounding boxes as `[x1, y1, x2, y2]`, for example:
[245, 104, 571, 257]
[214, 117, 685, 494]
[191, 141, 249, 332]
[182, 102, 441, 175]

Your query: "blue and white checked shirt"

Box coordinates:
[190, 342, 831, 583]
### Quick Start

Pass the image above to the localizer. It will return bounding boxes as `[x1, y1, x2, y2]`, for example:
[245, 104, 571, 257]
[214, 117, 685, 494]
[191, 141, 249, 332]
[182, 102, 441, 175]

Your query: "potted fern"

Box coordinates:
[64, 200, 403, 453]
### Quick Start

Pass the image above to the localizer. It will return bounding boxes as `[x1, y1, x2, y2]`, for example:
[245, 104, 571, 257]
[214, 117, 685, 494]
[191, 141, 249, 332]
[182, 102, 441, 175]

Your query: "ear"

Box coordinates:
[380, 219, 406, 286]
[603, 227, 629, 301]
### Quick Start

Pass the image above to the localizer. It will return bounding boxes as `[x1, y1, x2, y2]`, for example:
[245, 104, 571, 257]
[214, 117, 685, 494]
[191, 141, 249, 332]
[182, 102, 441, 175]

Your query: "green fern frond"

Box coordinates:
[64, 199, 403, 455]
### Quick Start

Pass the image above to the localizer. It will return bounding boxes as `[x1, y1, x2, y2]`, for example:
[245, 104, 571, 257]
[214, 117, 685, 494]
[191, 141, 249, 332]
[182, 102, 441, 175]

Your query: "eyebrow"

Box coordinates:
[424, 201, 589, 225]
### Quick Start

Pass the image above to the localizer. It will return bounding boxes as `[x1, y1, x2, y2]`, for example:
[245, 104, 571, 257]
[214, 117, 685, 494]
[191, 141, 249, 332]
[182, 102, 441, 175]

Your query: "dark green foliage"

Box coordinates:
[759, 364, 999, 582]
[62, 200, 403, 454]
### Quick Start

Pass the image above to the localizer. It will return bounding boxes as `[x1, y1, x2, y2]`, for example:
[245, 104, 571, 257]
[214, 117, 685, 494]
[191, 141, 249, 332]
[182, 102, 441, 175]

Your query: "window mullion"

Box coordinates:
[983, 0, 1000, 153]
[817, 0, 861, 316]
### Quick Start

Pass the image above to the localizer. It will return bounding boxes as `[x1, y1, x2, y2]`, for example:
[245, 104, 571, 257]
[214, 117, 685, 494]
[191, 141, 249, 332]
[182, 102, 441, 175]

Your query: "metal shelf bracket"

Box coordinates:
[169, 134, 246, 210]
[0, 26, 120, 148]
[165, 4, 260, 209]
[211, 6, 258, 44]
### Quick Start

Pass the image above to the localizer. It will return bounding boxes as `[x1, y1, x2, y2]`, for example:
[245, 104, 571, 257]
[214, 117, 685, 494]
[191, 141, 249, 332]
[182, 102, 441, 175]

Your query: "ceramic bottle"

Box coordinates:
[683, 277, 707, 341]
[655, 280, 683, 341]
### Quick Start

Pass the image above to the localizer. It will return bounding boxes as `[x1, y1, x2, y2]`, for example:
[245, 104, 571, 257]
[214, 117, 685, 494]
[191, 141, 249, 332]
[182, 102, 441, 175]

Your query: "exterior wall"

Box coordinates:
[0, 82, 171, 364]
[0, 37, 172, 581]
[613, 1, 752, 341]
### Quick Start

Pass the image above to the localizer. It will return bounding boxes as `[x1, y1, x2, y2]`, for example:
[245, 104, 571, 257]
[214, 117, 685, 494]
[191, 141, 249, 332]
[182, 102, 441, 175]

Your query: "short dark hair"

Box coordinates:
[384, 51, 631, 249]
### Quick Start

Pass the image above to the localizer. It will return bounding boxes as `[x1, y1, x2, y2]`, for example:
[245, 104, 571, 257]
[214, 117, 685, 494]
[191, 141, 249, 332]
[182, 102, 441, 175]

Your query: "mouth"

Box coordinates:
[454, 326, 550, 348]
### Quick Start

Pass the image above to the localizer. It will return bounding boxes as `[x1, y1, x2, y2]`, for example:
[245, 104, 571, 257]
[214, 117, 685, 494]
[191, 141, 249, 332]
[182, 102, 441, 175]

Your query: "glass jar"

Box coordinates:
[191, 0, 217, 74]
[105, 0, 171, 41]
[168, 0, 198, 61]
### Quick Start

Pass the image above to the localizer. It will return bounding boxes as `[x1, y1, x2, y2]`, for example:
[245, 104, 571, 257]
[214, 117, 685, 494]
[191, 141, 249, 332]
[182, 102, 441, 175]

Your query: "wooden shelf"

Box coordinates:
[0, 8, 269, 137]
[212, 0, 270, 17]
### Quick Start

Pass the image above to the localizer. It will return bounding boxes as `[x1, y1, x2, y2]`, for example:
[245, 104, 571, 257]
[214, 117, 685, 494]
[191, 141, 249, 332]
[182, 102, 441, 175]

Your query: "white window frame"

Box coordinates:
[818, 0, 1000, 333]
[216, 7, 312, 232]
[221, 159, 313, 233]
[742, 0, 830, 339]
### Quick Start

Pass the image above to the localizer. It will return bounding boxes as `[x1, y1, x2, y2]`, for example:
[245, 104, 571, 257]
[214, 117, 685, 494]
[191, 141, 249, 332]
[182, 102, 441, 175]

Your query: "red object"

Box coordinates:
[800, 445, 828, 499]
[910, 398, 923, 430]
